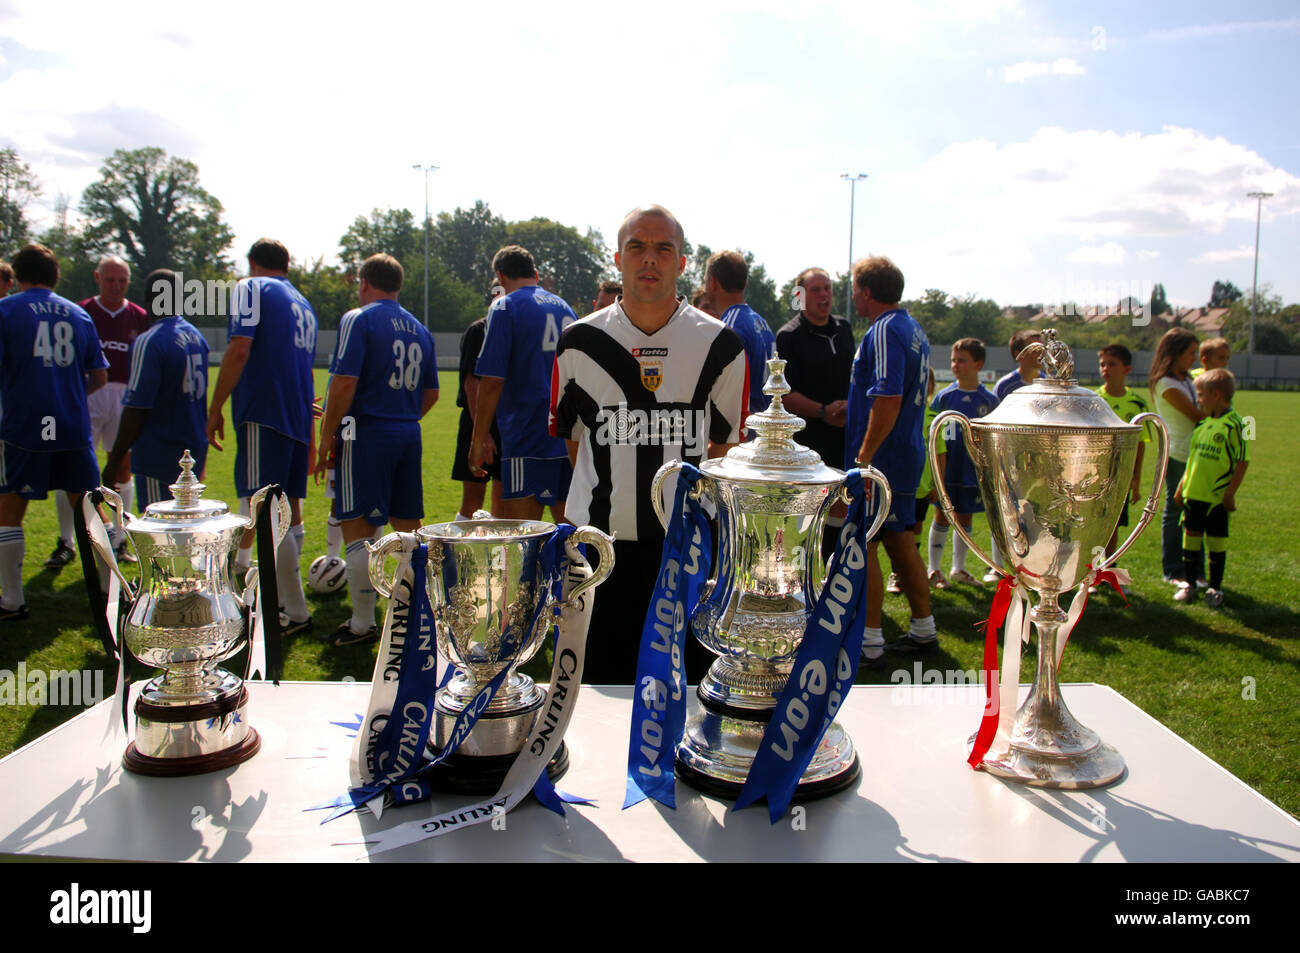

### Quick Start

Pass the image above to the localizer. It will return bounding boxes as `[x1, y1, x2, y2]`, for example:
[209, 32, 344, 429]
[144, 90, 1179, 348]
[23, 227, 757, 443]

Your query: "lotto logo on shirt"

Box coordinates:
[633, 347, 668, 393]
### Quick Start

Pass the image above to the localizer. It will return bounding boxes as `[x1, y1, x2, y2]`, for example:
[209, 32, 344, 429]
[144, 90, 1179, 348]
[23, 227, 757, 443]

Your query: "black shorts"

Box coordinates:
[1117, 499, 1129, 528]
[451, 409, 501, 483]
[1182, 499, 1228, 537]
[914, 495, 931, 526]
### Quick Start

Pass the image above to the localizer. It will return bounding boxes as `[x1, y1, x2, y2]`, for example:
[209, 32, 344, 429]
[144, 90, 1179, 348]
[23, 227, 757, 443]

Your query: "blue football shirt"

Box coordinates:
[720, 302, 776, 412]
[228, 277, 317, 442]
[122, 316, 210, 479]
[0, 288, 109, 451]
[931, 383, 999, 487]
[845, 308, 931, 496]
[475, 285, 575, 459]
[331, 299, 438, 423]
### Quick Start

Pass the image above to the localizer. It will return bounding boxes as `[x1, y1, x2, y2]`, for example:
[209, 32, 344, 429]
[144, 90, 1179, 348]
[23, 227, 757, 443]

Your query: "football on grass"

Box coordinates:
[307, 554, 347, 594]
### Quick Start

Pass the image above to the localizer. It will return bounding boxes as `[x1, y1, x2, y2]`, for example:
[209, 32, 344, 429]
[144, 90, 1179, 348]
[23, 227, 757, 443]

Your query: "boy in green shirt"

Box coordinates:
[1096, 344, 1150, 569]
[1173, 369, 1249, 608]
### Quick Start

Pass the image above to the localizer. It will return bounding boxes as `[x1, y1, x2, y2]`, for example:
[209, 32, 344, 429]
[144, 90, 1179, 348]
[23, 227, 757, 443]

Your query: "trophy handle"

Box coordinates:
[367, 532, 419, 599]
[651, 460, 710, 529]
[854, 465, 894, 541]
[564, 526, 615, 607]
[929, 410, 1003, 577]
[249, 485, 291, 547]
[1095, 412, 1169, 573]
[87, 486, 136, 598]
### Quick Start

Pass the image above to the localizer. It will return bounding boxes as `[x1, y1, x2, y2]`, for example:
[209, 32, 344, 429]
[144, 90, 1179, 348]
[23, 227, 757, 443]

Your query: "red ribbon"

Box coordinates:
[1092, 566, 1129, 606]
[968, 575, 1015, 768]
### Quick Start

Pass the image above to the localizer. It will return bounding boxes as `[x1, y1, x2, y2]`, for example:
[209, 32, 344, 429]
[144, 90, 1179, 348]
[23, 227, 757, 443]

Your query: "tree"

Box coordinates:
[1148, 283, 1171, 318]
[79, 147, 234, 287]
[0, 148, 40, 259]
[1210, 280, 1242, 308]
[289, 258, 355, 331]
[504, 217, 607, 309]
[339, 208, 419, 271]
[433, 200, 507, 293]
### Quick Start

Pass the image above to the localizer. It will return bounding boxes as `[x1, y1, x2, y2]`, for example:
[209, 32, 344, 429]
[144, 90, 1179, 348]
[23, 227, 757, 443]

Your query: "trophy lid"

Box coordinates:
[702, 356, 845, 485]
[127, 451, 249, 532]
[978, 329, 1140, 431]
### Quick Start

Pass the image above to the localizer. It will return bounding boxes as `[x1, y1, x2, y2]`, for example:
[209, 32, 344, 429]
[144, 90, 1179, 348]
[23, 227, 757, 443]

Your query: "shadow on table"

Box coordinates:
[0, 755, 267, 862]
[1003, 782, 1298, 862]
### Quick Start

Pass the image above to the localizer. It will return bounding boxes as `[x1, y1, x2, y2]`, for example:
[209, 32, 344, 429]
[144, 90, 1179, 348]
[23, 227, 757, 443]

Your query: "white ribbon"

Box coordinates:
[986, 583, 1029, 763]
[355, 550, 595, 858]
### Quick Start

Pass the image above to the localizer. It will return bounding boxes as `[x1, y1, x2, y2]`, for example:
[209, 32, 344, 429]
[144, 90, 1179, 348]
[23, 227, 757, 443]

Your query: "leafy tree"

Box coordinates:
[0, 148, 40, 259]
[79, 147, 234, 291]
[339, 208, 419, 271]
[505, 217, 606, 309]
[1149, 282, 1171, 317]
[744, 260, 781, 331]
[434, 200, 507, 293]
[1210, 280, 1243, 308]
[289, 258, 355, 331]
[38, 193, 96, 300]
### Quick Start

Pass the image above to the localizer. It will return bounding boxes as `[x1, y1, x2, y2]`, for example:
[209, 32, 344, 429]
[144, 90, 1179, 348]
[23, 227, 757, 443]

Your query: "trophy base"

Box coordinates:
[675, 693, 860, 802]
[975, 739, 1126, 790]
[124, 683, 260, 776]
[424, 741, 568, 796]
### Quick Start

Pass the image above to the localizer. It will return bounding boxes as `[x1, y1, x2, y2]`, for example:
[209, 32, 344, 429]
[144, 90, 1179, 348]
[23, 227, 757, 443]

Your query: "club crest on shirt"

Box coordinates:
[633, 347, 668, 392]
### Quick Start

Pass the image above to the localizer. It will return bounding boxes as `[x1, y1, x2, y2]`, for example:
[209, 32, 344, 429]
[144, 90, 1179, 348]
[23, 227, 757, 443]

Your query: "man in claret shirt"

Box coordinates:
[45, 256, 150, 569]
[550, 205, 748, 684]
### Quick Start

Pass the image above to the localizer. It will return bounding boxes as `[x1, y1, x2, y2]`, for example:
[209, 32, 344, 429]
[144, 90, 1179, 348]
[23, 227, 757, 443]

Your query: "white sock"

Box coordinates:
[928, 523, 949, 574]
[909, 615, 937, 642]
[326, 517, 343, 559]
[56, 493, 76, 547]
[0, 526, 25, 609]
[278, 524, 309, 622]
[952, 528, 969, 574]
[346, 538, 377, 633]
[989, 537, 1003, 572]
[861, 625, 884, 659]
[235, 545, 253, 571]
[116, 479, 134, 510]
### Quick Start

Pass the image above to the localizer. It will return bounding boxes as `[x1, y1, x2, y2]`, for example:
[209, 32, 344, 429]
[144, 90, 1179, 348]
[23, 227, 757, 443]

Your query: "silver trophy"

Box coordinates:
[89, 452, 289, 776]
[929, 329, 1169, 788]
[370, 519, 613, 794]
[651, 358, 891, 799]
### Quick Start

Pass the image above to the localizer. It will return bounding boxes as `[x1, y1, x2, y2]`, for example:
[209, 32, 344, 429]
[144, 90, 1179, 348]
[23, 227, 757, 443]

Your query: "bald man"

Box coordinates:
[48, 256, 150, 568]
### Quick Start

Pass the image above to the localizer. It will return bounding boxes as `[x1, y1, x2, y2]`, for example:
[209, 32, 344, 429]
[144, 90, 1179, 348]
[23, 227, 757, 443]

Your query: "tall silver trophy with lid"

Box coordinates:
[651, 358, 891, 799]
[929, 330, 1168, 788]
[88, 452, 288, 776]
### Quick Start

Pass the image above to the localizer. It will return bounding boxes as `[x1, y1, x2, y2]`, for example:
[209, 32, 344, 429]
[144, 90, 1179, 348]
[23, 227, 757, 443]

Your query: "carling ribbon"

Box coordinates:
[77, 491, 129, 740]
[624, 463, 711, 810]
[355, 538, 597, 857]
[733, 468, 871, 822]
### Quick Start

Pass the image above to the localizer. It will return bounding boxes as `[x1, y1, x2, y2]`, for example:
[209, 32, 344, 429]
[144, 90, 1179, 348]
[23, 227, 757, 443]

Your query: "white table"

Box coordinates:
[2, 681, 1296, 862]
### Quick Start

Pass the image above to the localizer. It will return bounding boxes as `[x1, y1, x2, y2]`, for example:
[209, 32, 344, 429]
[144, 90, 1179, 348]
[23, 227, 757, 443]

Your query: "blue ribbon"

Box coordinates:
[733, 469, 870, 822]
[625, 463, 712, 809]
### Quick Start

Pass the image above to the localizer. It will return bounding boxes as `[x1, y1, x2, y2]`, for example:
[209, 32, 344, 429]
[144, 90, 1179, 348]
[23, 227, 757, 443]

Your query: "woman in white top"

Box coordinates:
[1150, 328, 1205, 582]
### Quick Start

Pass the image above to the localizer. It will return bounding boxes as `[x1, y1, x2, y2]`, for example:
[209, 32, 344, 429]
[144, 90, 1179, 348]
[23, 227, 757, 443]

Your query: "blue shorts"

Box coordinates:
[943, 484, 984, 515]
[501, 456, 572, 504]
[0, 443, 98, 499]
[136, 475, 172, 512]
[235, 423, 309, 500]
[336, 422, 423, 525]
[866, 490, 916, 538]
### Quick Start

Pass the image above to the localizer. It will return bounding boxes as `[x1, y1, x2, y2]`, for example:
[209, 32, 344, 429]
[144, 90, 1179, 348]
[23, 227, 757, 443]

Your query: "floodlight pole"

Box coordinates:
[1246, 191, 1272, 357]
[413, 163, 439, 328]
[841, 173, 868, 318]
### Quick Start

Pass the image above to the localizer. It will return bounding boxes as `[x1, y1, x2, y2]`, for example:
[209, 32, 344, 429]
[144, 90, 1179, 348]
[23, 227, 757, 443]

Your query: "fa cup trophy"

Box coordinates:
[87, 452, 288, 776]
[929, 330, 1168, 788]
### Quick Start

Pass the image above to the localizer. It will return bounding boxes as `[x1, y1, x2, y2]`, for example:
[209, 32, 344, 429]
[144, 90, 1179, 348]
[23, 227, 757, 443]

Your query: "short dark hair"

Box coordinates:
[794, 267, 829, 289]
[360, 253, 403, 293]
[705, 250, 748, 293]
[13, 244, 59, 287]
[1200, 337, 1230, 359]
[953, 337, 986, 364]
[146, 269, 177, 318]
[617, 205, 685, 254]
[1009, 329, 1043, 358]
[1196, 367, 1235, 402]
[492, 245, 536, 280]
[1099, 343, 1133, 366]
[598, 279, 622, 296]
[851, 256, 904, 305]
[690, 286, 708, 308]
[248, 238, 290, 272]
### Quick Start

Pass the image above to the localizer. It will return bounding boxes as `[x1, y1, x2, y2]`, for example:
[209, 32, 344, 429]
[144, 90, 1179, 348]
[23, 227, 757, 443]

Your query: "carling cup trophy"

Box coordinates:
[929, 329, 1168, 788]
[88, 452, 288, 776]
[650, 358, 890, 799]
[369, 518, 614, 794]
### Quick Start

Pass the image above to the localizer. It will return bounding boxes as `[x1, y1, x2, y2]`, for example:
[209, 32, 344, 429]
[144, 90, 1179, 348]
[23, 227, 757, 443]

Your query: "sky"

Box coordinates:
[2, 0, 1296, 313]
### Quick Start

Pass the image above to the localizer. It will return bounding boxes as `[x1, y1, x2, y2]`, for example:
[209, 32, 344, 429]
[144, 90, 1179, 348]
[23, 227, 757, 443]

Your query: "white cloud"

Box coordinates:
[1148, 19, 1300, 42]
[1003, 58, 1085, 83]
[1137, 249, 1160, 259]
[1191, 245, 1256, 264]
[1066, 242, 1127, 264]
